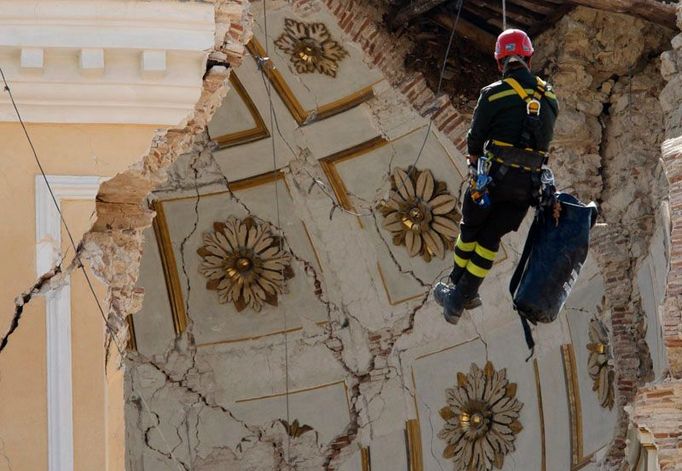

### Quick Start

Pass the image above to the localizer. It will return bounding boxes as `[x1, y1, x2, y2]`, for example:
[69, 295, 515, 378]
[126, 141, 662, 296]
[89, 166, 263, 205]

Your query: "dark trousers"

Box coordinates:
[454, 165, 536, 280]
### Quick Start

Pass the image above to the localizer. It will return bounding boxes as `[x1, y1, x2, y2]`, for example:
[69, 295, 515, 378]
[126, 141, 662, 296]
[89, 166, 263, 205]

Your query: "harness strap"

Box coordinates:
[504, 77, 544, 116]
[509, 210, 541, 359]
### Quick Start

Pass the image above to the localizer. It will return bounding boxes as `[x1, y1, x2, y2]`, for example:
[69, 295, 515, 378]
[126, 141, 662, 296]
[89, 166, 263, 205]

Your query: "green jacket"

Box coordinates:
[466, 67, 559, 157]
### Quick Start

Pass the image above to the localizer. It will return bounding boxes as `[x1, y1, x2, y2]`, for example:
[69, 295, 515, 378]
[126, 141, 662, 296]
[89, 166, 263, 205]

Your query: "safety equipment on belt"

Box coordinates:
[469, 156, 492, 208]
[509, 193, 598, 358]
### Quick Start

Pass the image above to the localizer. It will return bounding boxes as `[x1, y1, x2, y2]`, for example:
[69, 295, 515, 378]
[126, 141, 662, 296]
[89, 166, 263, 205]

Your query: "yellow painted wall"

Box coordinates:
[0, 123, 159, 471]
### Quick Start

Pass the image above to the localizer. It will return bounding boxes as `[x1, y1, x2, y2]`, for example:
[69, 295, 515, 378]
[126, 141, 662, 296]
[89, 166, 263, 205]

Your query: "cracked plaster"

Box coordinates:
[3, 0, 678, 469]
[125, 5, 678, 471]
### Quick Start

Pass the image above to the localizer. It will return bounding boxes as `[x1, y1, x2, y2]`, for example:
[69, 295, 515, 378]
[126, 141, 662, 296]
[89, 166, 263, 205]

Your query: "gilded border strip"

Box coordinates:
[360, 446, 371, 471]
[405, 419, 423, 471]
[376, 263, 426, 306]
[152, 199, 188, 335]
[318, 135, 388, 212]
[214, 72, 270, 148]
[149, 170, 325, 347]
[561, 343, 595, 470]
[247, 38, 375, 126]
[533, 359, 547, 471]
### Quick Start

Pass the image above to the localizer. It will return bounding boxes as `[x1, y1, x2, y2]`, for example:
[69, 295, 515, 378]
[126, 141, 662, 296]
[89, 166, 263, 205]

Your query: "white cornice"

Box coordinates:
[0, 1, 216, 125]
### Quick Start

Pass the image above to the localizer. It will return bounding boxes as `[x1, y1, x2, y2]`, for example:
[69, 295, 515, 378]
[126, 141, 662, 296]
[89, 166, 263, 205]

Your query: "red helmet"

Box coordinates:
[494, 29, 534, 61]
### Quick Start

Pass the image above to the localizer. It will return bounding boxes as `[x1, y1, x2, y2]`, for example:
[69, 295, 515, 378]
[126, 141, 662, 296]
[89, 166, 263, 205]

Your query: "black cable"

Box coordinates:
[406, 0, 464, 181]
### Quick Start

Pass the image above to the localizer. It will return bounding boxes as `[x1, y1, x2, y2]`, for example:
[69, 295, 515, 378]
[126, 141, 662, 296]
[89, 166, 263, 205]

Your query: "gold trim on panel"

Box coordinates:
[534, 359, 547, 471]
[235, 380, 347, 403]
[158, 169, 287, 204]
[561, 343, 595, 470]
[214, 73, 270, 148]
[360, 446, 371, 471]
[126, 315, 138, 351]
[247, 38, 376, 126]
[376, 263, 426, 306]
[152, 200, 188, 335]
[406, 338, 481, 471]
[319, 136, 388, 212]
[195, 321, 327, 349]
[152, 170, 326, 346]
[405, 419, 423, 471]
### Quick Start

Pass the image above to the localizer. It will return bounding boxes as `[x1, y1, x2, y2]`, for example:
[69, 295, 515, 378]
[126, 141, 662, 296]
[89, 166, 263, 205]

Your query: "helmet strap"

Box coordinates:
[501, 55, 531, 75]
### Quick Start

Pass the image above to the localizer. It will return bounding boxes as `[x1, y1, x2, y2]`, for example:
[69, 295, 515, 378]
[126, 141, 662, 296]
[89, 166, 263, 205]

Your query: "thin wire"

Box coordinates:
[410, 0, 463, 171]
[502, 0, 507, 30]
[261, 0, 292, 462]
[0, 66, 125, 358]
[0, 67, 187, 470]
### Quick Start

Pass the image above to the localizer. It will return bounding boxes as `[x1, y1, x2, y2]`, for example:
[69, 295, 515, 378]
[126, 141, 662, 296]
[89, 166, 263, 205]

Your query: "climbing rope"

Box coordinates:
[260, 0, 292, 462]
[502, 0, 508, 30]
[410, 0, 463, 172]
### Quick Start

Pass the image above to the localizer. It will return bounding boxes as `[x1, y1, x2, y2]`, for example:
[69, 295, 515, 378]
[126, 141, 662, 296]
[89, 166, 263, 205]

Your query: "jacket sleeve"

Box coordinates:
[466, 88, 494, 156]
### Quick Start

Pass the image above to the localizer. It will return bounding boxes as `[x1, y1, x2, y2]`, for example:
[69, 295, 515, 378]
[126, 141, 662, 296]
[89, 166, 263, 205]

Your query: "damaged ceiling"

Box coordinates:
[122, 0, 674, 469]
[379, 0, 677, 110]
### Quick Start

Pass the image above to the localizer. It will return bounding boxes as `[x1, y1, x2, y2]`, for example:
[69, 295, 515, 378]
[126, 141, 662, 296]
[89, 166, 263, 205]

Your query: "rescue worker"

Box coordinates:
[433, 29, 559, 324]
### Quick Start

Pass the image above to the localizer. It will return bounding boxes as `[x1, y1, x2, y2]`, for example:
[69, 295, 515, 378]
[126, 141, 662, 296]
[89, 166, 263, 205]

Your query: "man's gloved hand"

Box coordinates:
[467, 155, 479, 167]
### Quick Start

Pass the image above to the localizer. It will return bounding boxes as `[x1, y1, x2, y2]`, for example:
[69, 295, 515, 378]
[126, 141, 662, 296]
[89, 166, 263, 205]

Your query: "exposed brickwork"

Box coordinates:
[626, 7, 682, 466]
[662, 136, 682, 377]
[629, 381, 682, 470]
[292, 0, 471, 155]
[592, 227, 653, 467]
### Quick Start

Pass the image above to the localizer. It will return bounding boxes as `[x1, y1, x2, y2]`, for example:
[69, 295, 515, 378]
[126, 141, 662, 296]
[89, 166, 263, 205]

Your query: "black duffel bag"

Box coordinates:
[510, 193, 598, 354]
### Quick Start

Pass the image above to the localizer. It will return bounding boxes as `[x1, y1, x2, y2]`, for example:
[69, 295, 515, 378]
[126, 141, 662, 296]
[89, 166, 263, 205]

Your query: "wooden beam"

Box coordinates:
[390, 0, 450, 28]
[565, 0, 676, 29]
[431, 11, 497, 52]
[509, 0, 555, 16]
[528, 4, 575, 35]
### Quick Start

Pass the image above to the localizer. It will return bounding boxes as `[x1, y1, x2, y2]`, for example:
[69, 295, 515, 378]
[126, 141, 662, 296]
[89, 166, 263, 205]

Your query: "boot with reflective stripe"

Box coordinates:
[449, 266, 482, 310]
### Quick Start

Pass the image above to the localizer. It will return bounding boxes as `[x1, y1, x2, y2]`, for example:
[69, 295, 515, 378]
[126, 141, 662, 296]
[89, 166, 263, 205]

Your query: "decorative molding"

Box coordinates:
[197, 216, 294, 312]
[150, 170, 326, 347]
[533, 359, 547, 471]
[318, 135, 388, 212]
[437, 362, 523, 470]
[213, 73, 270, 149]
[247, 38, 375, 125]
[35, 174, 106, 471]
[319, 135, 507, 306]
[405, 419, 423, 471]
[274, 18, 348, 78]
[561, 344, 595, 471]
[151, 199, 188, 335]
[0, 1, 214, 124]
[378, 166, 459, 262]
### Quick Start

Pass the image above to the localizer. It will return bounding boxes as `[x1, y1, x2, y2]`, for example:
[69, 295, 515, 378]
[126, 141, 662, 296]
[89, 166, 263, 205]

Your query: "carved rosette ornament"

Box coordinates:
[274, 18, 348, 77]
[587, 317, 615, 409]
[379, 167, 460, 262]
[197, 216, 294, 312]
[438, 362, 523, 470]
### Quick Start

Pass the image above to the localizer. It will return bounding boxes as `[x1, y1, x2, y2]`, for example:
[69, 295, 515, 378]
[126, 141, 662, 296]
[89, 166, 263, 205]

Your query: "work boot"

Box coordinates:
[433, 282, 465, 324]
[449, 266, 482, 310]
[433, 272, 485, 324]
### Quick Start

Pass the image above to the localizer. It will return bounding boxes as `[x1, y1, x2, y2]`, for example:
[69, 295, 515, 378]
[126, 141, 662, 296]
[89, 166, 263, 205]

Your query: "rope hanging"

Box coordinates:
[259, 0, 292, 463]
[502, 0, 508, 30]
